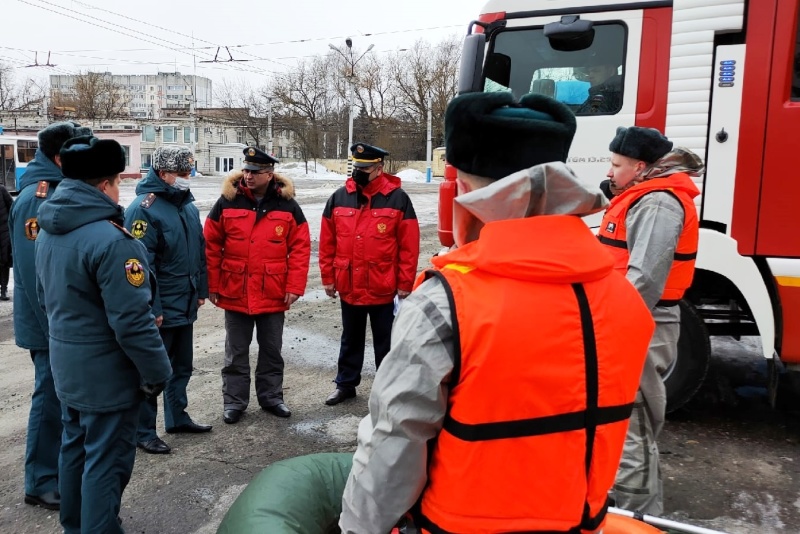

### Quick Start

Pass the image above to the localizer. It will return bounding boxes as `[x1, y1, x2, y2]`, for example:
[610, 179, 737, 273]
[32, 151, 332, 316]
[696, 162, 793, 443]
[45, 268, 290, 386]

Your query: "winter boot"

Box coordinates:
[0, 287, 8, 301]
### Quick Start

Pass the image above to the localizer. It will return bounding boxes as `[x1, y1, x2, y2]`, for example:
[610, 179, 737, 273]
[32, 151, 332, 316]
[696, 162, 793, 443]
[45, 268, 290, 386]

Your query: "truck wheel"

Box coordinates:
[663, 299, 711, 413]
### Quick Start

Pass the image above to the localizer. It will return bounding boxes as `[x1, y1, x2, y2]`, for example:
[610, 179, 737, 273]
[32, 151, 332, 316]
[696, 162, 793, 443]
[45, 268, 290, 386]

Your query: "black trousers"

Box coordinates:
[334, 300, 394, 391]
[222, 310, 285, 410]
[0, 265, 9, 289]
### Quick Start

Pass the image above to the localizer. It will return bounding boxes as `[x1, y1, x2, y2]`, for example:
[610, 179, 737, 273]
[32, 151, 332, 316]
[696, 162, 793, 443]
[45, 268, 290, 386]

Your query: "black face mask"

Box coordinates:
[352, 168, 371, 186]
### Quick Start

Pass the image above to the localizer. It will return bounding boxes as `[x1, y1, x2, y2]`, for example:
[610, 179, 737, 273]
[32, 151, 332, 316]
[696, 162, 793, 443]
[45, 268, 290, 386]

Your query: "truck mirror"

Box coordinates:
[458, 33, 486, 94]
[544, 15, 595, 52]
[484, 52, 511, 90]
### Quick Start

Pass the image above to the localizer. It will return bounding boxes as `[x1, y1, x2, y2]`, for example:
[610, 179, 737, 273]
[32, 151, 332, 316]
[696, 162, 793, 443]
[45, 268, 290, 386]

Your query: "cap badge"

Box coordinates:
[248, 148, 256, 156]
[125, 258, 146, 287]
[356, 145, 364, 153]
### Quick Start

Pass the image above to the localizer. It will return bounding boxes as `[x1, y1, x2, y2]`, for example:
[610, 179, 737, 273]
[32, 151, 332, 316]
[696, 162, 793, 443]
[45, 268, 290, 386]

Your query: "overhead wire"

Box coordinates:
[16, 0, 279, 79]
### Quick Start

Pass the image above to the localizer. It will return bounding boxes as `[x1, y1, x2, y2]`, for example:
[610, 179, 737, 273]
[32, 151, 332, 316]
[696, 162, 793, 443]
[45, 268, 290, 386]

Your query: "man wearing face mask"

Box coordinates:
[597, 126, 702, 516]
[319, 143, 420, 406]
[204, 147, 310, 424]
[339, 93, 654, 534]
[125, 145, 211, 454]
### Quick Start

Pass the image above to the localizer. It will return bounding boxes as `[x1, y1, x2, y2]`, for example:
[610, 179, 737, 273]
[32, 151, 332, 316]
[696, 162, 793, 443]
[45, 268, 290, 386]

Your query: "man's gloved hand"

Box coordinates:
[140, 382, 166, 399]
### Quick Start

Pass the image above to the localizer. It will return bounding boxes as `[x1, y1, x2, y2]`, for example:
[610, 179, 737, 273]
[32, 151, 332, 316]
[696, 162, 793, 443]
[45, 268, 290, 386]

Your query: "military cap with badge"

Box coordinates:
[350, 143, 389, 168]
[243, 146, 279, 171]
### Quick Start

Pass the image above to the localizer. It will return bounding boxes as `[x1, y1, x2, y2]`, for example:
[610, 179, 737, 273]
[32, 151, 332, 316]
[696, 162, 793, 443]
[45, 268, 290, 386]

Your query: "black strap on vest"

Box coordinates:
[415, 280, 621, 533]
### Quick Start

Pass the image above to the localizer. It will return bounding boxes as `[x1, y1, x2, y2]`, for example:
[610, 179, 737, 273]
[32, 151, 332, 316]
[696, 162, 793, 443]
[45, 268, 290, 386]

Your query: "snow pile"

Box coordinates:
[396, 169, 428, 183]
[276, 162, 345, 182]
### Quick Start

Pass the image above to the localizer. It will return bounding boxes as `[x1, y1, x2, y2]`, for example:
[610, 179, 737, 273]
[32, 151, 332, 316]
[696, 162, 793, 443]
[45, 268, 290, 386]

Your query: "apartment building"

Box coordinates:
[49, 72, 212, 119]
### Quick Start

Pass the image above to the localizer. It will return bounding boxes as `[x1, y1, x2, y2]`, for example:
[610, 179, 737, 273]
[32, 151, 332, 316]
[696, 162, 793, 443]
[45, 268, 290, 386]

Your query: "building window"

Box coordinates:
[121, 145, 130, 166]
[163, 126, 177, 143]
[215, 157, 234, 173]
[237, 129, 245, 144]
[142, 125, 156, 142]
[276, 146, 282, 158]
[142, 152, 152, 169]
[184, 127, 191, 143]
[195, 128, 199, 143]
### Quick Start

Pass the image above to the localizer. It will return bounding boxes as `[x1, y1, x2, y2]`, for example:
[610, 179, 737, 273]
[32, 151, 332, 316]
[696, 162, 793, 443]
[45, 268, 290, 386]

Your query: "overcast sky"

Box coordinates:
[5, 0, 486, 89]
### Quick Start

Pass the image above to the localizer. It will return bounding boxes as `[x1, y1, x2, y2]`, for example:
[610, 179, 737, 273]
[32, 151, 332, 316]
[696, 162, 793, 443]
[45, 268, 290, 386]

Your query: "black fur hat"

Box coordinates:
[59, 136, 126, 181]
[609, 126, 673, 164]
[444, 92, 576, 181]
[37, 121, 93, 160]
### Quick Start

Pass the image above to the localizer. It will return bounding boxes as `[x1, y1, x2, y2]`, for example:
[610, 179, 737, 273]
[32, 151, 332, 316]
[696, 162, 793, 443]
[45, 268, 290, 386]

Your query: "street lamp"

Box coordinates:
[329, 39, 375, 177]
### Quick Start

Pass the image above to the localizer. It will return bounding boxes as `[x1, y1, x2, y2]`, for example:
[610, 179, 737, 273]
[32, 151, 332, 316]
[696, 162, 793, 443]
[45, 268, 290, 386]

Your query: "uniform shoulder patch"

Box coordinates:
[125, 258, 146, 287]
[25, 218, 41, 240]
[140, 193, 157, 209]
[35, 181, 49, 199]
[131, 219, 148, 239]
[109, 220, 134, 238]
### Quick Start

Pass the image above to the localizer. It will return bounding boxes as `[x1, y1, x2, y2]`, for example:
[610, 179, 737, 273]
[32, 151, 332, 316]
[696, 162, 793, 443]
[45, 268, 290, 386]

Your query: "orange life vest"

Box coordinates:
[411, 215, 655, 534]
[597, 173, 700, 307]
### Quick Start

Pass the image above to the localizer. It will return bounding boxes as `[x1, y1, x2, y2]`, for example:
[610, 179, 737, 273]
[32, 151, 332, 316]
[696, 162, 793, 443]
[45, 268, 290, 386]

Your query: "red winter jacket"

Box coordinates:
[204, 171, 311, 315]
[319, 173, 420, 306]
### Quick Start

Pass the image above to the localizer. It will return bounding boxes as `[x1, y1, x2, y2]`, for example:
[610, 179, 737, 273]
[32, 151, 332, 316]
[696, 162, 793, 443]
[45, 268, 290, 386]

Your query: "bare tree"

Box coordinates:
[0, 62, 46, 112]
[217, 79, 271, 147]
[390, 37, 461, 156]
[50, 72, 131, 120]
[268, 55, 337, 170]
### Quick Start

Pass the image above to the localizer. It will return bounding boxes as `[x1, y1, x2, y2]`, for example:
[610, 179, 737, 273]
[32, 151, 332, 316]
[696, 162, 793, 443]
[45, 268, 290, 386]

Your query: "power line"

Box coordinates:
[16, 0, 278, 79]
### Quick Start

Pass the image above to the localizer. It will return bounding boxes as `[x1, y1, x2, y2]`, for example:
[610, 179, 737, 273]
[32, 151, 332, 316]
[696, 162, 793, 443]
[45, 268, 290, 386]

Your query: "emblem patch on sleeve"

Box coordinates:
[275, 225, 285, 237]
[131, 220, 148, 239]
[125, 258, 146, 287]
[25, 218, 41, 240]
[377, 223, 387, 234]
[605, 222, 617, 233]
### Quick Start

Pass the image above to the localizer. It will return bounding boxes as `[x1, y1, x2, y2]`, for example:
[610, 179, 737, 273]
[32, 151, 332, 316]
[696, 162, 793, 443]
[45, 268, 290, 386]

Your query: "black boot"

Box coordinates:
[0, 287, 8, 301]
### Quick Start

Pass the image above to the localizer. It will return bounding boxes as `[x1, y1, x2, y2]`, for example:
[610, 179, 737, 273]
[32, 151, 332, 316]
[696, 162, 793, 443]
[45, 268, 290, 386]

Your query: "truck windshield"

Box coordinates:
[483, 22, 627, 115]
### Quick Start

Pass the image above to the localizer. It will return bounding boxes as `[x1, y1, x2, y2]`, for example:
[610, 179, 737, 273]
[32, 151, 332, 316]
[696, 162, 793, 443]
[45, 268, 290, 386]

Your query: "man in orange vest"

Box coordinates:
[597, 127, 703, 516]
[338, 92, 656, 534]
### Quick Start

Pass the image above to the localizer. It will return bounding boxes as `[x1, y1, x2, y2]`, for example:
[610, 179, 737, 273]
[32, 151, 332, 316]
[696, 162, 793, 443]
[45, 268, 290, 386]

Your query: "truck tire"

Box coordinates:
[663, 299, 711, 413]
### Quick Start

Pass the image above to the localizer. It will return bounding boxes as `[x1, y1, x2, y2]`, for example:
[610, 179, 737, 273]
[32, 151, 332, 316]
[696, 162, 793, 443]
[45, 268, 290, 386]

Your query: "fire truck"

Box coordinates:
[439, 0, 800, 410]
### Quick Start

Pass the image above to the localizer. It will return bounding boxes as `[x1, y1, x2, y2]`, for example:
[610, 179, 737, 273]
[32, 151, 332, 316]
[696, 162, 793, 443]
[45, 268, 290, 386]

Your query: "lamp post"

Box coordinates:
[329, 39, 374, 177]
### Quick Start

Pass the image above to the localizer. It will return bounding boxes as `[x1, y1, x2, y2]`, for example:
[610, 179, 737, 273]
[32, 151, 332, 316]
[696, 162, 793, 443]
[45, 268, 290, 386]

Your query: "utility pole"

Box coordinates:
[268, 97, 274, 155]
[329, 39, 374, 177]
[426, 93, 433, 183]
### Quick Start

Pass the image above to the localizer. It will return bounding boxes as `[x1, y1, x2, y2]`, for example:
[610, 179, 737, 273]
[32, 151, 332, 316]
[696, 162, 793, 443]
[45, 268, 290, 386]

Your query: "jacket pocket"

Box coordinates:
[262, 261, 288, 300]
[333, 256, 352, 294]
[333, 208, 357, 238]
[219, 258, 247, 298]
[222, 209, 252, 241]
[367, 260, 396, 296]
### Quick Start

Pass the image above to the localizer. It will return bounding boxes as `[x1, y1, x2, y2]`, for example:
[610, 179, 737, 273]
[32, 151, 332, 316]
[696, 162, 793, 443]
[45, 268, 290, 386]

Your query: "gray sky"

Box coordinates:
[5, 0, 486, 89]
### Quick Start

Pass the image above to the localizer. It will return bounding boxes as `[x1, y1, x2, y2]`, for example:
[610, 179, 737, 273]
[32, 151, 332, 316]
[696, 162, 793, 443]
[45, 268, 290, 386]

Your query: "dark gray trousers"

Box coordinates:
[222, 310, 285, 411]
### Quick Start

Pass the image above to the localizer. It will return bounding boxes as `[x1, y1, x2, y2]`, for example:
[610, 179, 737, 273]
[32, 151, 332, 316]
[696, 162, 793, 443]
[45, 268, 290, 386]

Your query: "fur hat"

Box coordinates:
[37, 121, 93, 160]
[59, 136, 126, 181]
[609, 126, 673, 164]
[152, 145, 194, 173]
[445, 92, 577, 181]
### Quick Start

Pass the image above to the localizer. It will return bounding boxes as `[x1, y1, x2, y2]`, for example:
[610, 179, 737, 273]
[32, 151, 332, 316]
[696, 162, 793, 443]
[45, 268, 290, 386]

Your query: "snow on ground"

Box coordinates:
[396, 168, 428, 183]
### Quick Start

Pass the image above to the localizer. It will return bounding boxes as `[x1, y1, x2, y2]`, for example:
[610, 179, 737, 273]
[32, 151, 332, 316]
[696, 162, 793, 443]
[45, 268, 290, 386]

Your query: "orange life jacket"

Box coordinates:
[411, 215, 654, 534]
[597, 173, 700, 307]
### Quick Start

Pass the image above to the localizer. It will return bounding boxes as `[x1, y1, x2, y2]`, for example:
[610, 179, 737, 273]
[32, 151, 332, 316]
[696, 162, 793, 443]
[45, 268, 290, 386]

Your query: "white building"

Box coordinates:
[49, 72, 212, 119]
